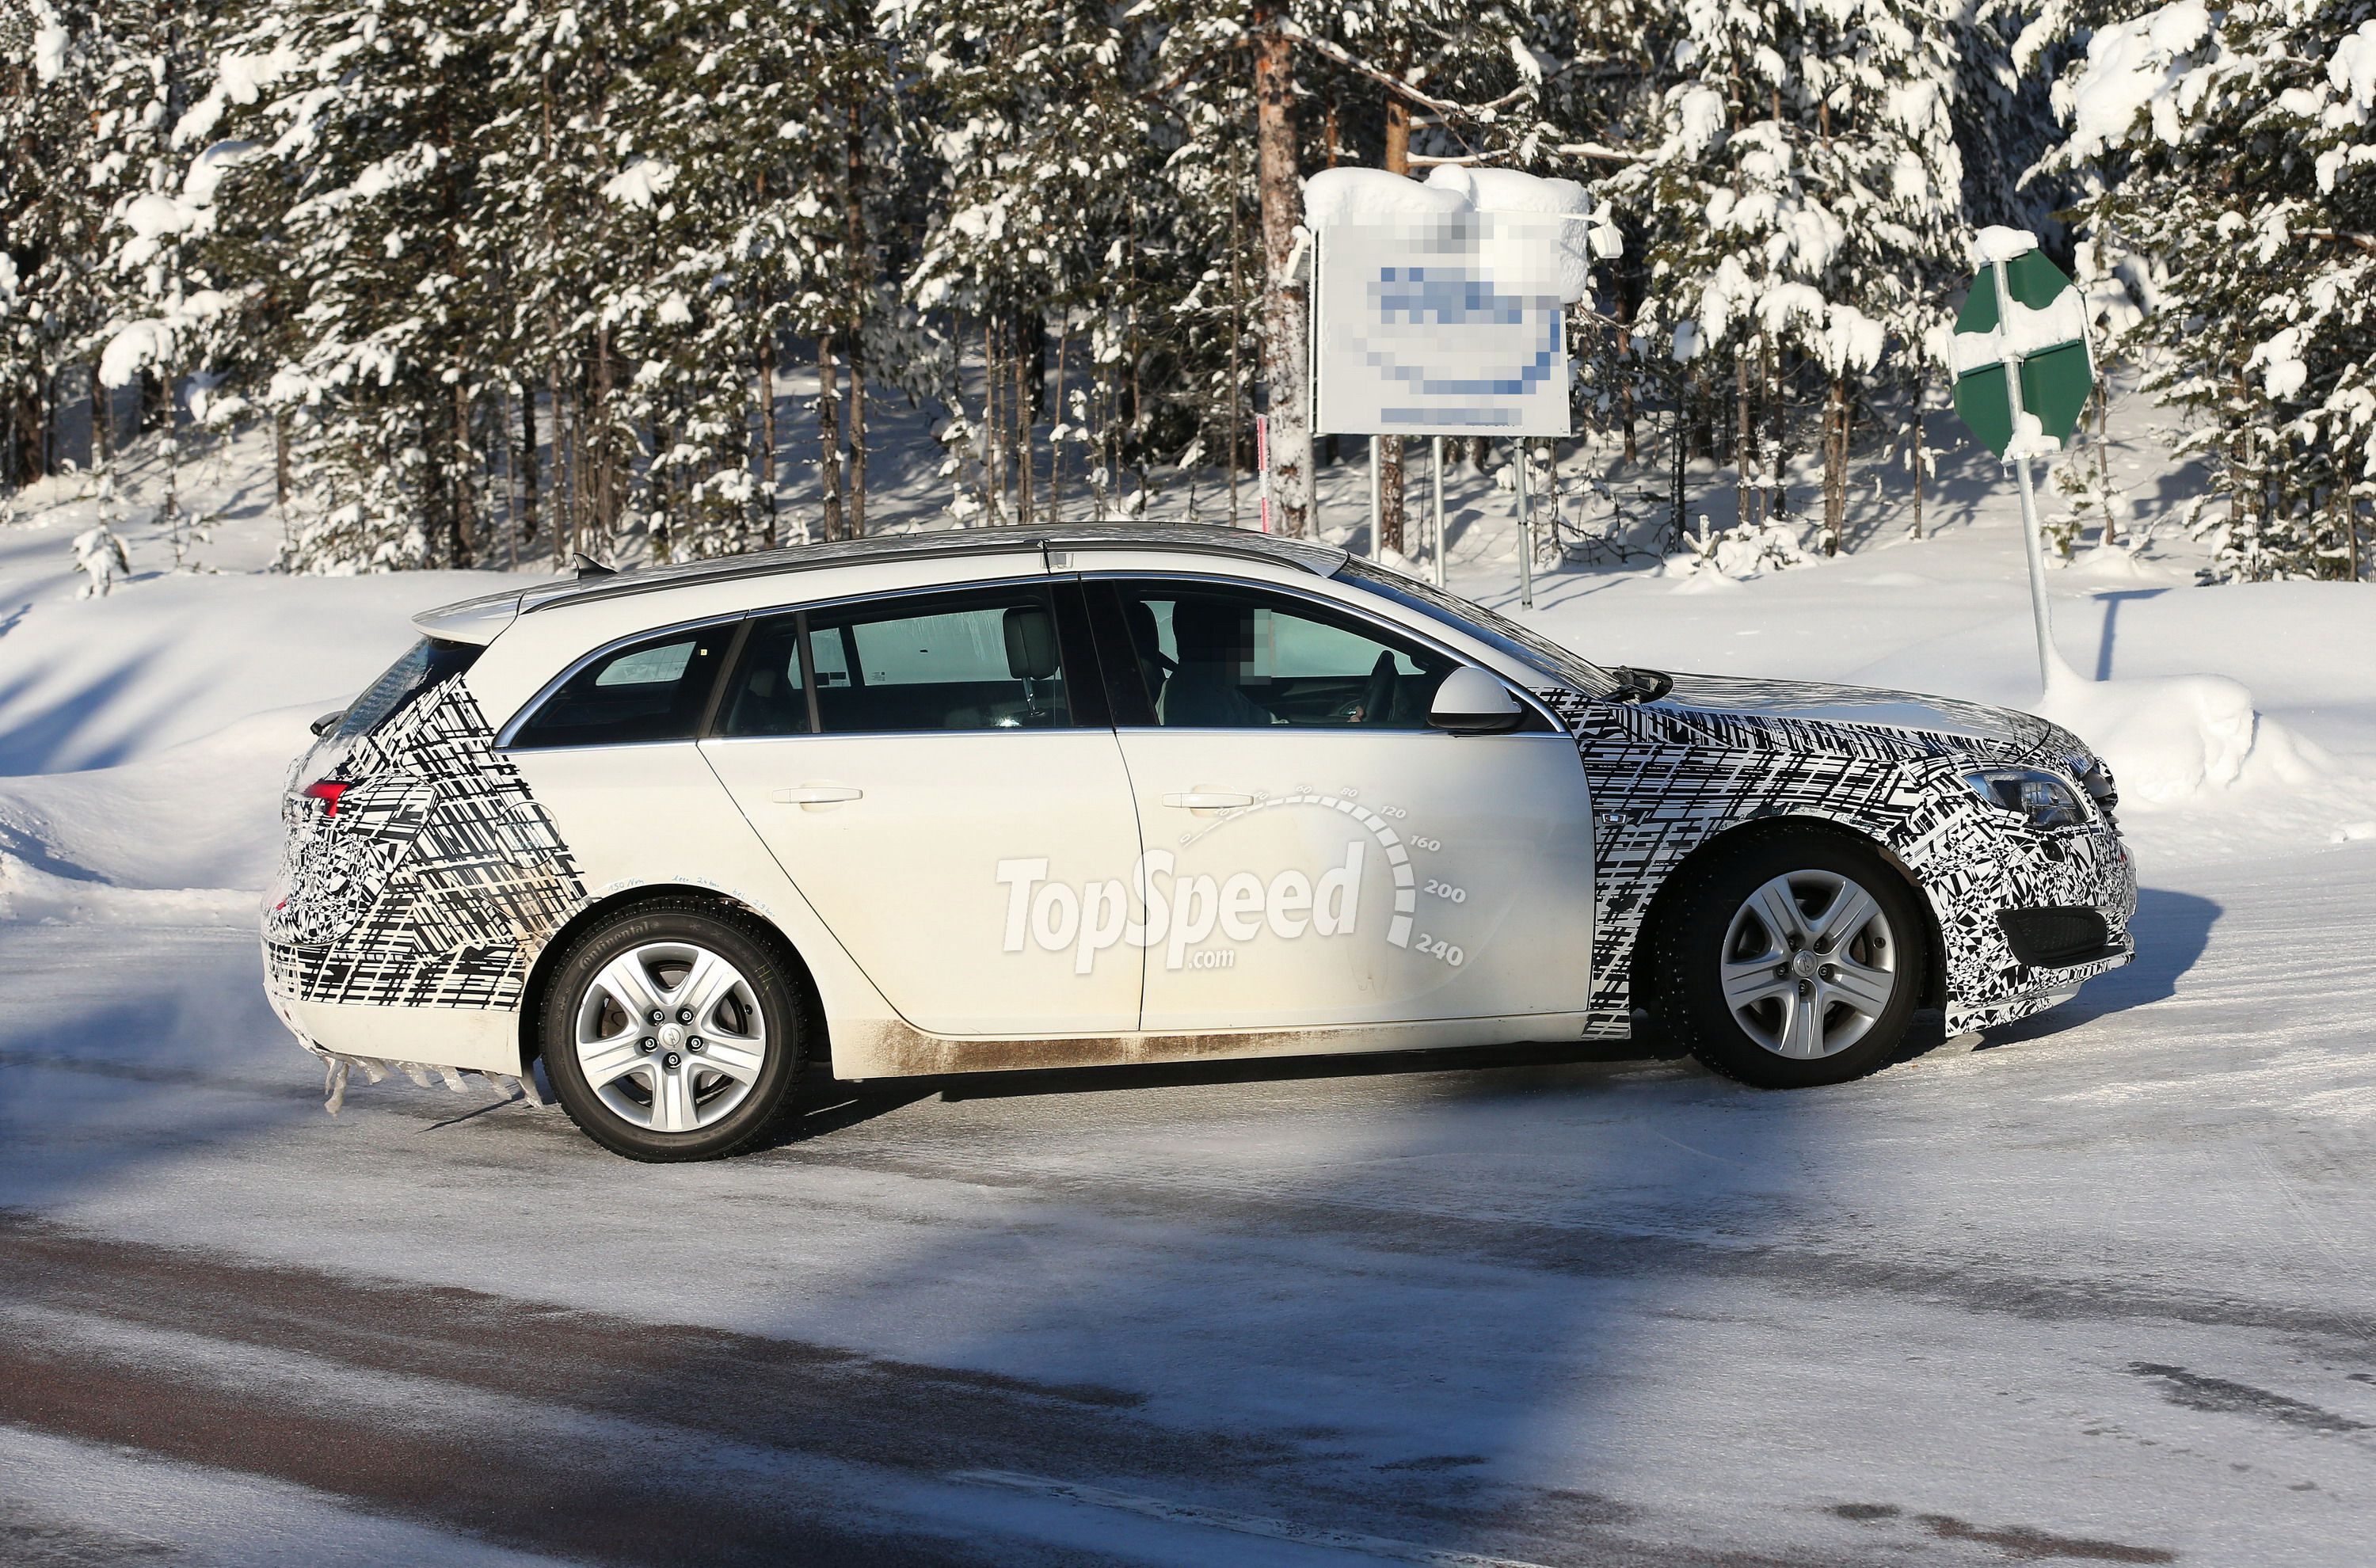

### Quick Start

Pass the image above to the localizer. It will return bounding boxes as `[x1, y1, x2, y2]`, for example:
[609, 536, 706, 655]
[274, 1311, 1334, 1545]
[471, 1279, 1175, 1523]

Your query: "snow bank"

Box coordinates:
[2040, 671, 2332, 805]
[0, 855, 251, 927]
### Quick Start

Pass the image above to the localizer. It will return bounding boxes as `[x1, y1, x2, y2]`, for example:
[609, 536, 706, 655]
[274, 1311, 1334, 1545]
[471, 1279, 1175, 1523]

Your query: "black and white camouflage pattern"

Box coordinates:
[263, 677, 588, 1010]
[1540, 674, 2136, 1037]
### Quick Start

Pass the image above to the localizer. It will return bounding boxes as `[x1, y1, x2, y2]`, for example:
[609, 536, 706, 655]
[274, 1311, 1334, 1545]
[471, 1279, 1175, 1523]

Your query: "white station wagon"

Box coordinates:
[266, 525, 2136, 1159]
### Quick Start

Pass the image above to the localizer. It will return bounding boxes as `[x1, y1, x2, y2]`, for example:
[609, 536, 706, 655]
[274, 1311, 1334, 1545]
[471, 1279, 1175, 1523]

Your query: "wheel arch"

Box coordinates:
[1625, 813, 1947, 1015]
[516, 885, 828, 1079]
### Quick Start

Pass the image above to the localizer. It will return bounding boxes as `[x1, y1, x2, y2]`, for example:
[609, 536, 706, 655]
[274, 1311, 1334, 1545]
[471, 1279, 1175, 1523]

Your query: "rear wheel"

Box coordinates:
[541, 900, 806, 1160]
[1653, 833, 1924, 1088]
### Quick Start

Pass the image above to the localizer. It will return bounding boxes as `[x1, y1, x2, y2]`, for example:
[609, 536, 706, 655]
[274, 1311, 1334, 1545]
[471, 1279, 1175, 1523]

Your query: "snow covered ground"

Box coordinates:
[2, 397, 2374, 1565]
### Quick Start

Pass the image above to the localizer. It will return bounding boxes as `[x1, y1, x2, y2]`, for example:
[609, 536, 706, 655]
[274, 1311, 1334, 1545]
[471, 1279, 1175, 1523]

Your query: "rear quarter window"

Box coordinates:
[509, 626, 733, 748]
[329, 638, 482, 744]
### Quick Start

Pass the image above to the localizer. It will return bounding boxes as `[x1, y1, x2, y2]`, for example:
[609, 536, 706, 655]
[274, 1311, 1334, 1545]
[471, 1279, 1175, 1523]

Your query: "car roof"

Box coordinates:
[413, 524, 1349, 644]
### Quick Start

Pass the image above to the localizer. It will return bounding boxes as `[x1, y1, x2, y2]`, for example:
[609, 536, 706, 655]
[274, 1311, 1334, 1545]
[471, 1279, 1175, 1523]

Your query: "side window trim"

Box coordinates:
[1082, 570, 1560, 734]
[499, 612, 748, 750]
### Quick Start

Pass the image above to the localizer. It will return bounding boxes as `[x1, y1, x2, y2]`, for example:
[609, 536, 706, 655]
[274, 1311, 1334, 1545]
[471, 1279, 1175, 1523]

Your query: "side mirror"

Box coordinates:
[310, 710, 348, 737]
[1428, 667, 1525, 734]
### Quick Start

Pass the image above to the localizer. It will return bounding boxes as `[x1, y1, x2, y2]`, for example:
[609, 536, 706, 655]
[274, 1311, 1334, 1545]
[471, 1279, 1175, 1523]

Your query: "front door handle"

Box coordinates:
[1162, 790, 1255, 811]
[771, 783, 863, 807]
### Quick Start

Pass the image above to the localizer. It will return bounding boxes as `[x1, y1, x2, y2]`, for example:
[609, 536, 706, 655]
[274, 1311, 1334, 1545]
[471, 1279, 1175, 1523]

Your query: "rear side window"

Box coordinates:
[511, 626, 732, 748]
[717, 585, 1076, 736]
[330, 638, 482, 743]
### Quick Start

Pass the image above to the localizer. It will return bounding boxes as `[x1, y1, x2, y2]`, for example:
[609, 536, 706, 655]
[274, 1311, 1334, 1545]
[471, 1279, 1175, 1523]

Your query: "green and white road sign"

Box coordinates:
[1951, 228, 2099, 689]
[1950, 235, 2095, 459]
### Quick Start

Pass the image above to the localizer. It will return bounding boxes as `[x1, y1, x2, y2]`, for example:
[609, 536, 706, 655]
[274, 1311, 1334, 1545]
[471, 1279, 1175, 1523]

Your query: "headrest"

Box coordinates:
[1003, 605, 1060, 681]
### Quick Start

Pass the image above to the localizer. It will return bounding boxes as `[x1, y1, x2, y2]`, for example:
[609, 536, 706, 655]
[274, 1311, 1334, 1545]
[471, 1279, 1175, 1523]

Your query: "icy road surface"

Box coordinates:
[5, 839, 2374, 1566]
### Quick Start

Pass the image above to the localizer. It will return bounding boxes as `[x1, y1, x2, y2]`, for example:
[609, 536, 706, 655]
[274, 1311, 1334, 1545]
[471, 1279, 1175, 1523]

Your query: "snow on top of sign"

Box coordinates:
[1304, 166, 1594, 303]
[1971, 226, 2039, 265]
[1951, 284, 2090, 375]
[1302, 166, 1468, 226]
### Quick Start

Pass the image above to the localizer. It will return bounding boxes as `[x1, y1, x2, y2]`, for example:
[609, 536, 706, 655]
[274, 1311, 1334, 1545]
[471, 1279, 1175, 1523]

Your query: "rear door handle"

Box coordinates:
[1162, 790, 1255, 810]
[771, 784, 863, 806]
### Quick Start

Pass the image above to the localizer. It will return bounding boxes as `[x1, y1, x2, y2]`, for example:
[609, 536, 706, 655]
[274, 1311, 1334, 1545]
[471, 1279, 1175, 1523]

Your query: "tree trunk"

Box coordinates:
[451, 382, 477, 567]
[592, 326, 616, 542]
[1049, 318, 1068, 524]
[1822, 374, 1848, 557]
[1012, 318, 1030, 528]
[1734, 348, 1756, 532]
[1616, 302, 1638, 466]
[7, 379, 46, 489]
[550, 360, 573, 570]
[1252, 2, 1312, 536]
[1910, 403, 1925, 542]
[1670, 379, 1686, 550]
[91, 364, 111, 472]
[1376, 90, 1411, 554]
[1765, 341, 1788, 521]
[817, 333, 844, 542]
[757, 329, 777, 547]
[844, 93, 868, 539]
[2093, 383, 2115, 546]
[518, 384, 539, 551]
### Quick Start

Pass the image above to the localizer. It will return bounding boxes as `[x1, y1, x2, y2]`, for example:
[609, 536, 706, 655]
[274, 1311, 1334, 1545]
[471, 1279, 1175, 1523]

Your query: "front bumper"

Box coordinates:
[1932, 821, 2138, 1035]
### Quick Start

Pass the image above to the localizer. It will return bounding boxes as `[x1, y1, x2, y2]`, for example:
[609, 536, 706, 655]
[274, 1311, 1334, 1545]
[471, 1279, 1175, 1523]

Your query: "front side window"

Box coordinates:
[1335, 556, 1619, 698]
[511, 626, 730, 748]
[718, 585, 1076, 736]
[1107, 581, 1453, 729]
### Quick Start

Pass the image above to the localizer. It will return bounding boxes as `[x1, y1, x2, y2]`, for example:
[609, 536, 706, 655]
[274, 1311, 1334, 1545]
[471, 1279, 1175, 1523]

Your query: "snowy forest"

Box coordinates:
[1, 0, 2370, 583]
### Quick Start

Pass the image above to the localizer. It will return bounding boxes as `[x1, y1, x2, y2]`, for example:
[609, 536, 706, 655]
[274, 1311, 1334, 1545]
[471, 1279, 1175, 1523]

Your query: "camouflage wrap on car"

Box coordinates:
[262, 676, 588, 1010]
[1539, 675, 2137, 1037]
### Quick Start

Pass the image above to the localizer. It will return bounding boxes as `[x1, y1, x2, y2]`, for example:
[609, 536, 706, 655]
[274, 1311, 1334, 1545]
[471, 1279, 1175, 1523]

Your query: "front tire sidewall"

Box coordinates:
[541, 904, 804, 1161]
[1660, 835, 1925, 1089]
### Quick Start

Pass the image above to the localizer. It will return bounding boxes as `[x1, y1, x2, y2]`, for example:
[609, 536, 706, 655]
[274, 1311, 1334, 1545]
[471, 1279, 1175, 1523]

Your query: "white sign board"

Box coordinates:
[1305, 168, 1586, 439]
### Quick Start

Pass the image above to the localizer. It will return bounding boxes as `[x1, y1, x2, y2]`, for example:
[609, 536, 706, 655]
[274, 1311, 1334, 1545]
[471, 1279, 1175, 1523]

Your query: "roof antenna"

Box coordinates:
[573, 553, 617, 579]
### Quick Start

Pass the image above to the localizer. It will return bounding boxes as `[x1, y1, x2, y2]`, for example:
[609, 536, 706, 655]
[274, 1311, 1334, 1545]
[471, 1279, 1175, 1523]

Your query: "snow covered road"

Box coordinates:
[6, 404, 2376, 1562]
[5, 837, 2373, 1566]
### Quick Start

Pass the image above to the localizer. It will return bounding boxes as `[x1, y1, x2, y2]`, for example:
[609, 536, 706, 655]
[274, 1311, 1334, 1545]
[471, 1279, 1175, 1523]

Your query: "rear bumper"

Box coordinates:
[265, 976, 524, 1077]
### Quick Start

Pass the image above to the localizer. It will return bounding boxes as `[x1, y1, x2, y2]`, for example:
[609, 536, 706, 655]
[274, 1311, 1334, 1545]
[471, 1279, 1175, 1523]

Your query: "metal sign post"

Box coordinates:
[1992, 246, 2057, 687]
[1255, 414, 1273, 533]
[1949, 229, 2097, 690]
[1430, 436, 1446, 587]
[1514, 439, 1534, 610]
[1368, 436, 1382, 558]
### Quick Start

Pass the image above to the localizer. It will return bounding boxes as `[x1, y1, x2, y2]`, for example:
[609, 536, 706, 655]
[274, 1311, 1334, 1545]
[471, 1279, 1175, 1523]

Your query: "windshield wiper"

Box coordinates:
[1607, 666, 1674, 703]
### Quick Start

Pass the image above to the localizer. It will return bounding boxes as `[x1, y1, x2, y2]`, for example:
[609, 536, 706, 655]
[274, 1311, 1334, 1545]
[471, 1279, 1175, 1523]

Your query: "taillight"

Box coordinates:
[303, 780, 351, 816]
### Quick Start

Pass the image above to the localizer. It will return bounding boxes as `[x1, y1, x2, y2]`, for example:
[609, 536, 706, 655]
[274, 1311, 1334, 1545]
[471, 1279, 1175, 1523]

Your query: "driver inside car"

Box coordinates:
[1159, 596, 1280, 727]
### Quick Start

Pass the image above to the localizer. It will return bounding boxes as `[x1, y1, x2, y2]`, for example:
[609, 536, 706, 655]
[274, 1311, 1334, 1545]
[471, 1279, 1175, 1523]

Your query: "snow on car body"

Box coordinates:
[262, 525, 2137, 1159]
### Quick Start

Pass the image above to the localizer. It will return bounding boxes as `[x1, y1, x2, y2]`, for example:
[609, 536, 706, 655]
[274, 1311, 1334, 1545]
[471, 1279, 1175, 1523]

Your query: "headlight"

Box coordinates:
[1962, 767, 2088, 829]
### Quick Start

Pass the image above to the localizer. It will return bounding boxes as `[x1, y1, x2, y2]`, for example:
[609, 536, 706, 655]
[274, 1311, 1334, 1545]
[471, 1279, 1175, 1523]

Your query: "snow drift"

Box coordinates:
[2039, 670, 2335, 805]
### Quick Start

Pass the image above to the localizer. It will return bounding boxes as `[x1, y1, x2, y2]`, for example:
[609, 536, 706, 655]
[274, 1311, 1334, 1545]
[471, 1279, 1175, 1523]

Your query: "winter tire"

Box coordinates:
[540, 900, 808, 1161]
[1654, 832, 1925, 1089]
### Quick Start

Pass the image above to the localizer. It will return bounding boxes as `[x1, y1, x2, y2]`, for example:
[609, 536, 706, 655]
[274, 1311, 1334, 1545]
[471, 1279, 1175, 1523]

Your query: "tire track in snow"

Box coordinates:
[0, 1212, 1811, 1568]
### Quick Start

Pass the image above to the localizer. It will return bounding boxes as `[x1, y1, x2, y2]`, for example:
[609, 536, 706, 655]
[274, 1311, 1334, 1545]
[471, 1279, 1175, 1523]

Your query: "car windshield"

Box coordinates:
[1335, 558, 1618, 698]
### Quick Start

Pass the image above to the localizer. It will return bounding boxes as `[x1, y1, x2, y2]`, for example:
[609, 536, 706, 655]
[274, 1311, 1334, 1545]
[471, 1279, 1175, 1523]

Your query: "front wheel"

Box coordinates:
[1652, 833, 1925, 1088]
[540, 900, 808, 1160]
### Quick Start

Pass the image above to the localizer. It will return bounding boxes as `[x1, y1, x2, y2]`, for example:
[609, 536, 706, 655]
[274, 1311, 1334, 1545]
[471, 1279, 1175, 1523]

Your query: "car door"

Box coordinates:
[699, 580, 1145, 1036]
[1092, 575, 1595, 1034]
